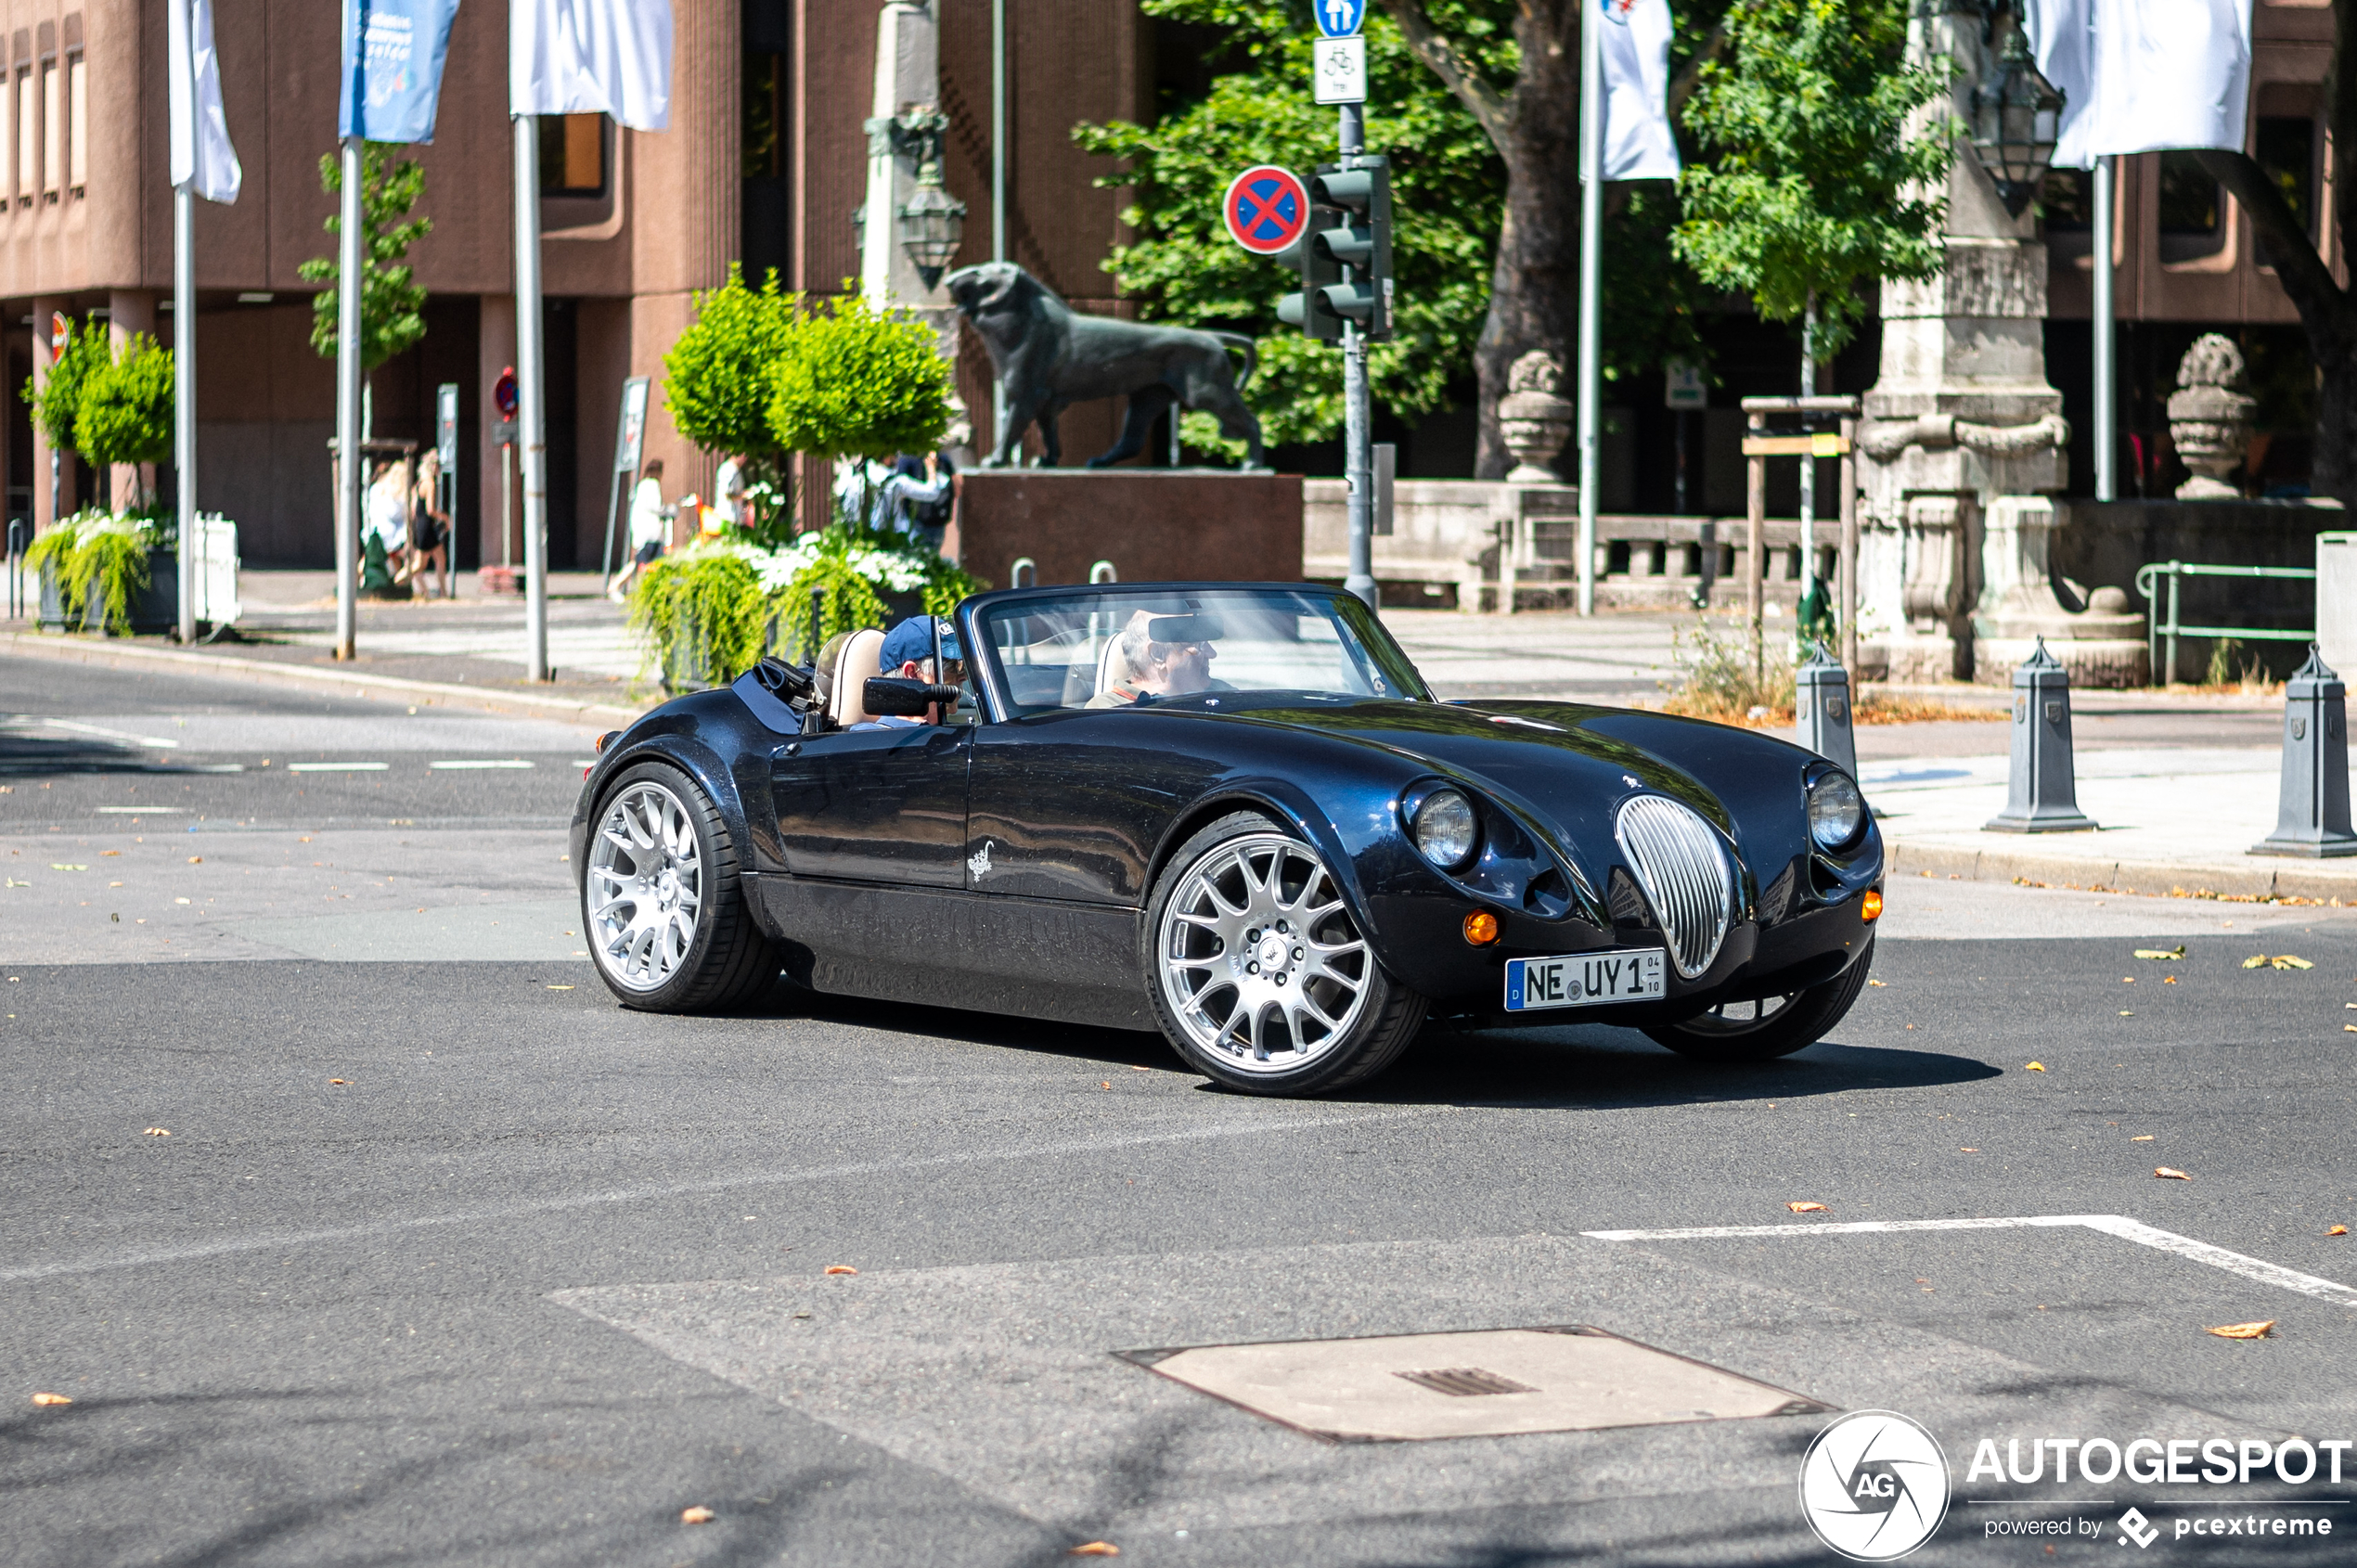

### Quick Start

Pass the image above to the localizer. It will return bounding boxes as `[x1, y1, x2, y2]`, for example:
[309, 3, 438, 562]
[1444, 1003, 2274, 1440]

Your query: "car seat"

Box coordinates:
[829, 628, 886, 726]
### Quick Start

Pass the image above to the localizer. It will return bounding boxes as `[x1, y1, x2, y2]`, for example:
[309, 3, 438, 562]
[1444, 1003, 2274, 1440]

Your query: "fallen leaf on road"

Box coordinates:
[31, 1393, 71, 1406]
[1131, 1065, 1150, 1072]
[187, 856, 200, 864]
[2274, 956, 2315, 970]
[328, 1079, 347, 1086]
[2132, 1135, 2155, 1141]
[679, 1506, 715, 1524]
[2163, 976, 2178, 984]
[1069, 1545, 1120, 1557]
[824, 1266, 857, 1276]
[143, 1128, 169, 1137]
[2245, 956, 2271, 969]
[2156, 1167, 2192, 1180]
[545, 984, 573, 991]
[2025, 1061, 2046, 1072]
[1101, 1082, 1111, 1090]
[1960, 1147, 1980, 1152]
[100, 851, 119, 857]
[1868, 979, 1887, 987]
[2134, 946, 2185, 960]
[2119, 1010, 2134, 1016]
[2331, 1227, 2349, 1237]
[1787, 1202, 1828, 1214]
[2207, 1320, 2275, 1340]
[5, 880, 26, 887]
[50, 864, 84, 871]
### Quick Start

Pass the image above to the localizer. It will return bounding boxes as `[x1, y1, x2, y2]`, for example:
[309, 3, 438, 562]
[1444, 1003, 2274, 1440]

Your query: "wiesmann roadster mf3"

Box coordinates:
[573, 582, 1882, 1095]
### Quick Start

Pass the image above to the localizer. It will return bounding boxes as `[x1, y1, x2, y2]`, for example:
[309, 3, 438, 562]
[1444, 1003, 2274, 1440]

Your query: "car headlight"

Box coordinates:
[1808, 771, 1866, 851]
[1411, 788, 1479, 871]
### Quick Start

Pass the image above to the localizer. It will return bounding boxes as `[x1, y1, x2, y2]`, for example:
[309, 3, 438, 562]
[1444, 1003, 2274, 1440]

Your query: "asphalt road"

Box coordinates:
[6, 656, 2357, 1567]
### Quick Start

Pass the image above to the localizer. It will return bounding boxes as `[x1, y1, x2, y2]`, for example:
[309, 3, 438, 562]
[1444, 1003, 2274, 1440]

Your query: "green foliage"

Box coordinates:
[299, 144, 432, 371]
[23, 318, 106, 456]
[627, 549, 773, 690]
[766, 292, 953, 462]
[77, 335, 175, 469]
[1674, 0, 1953, 361]
[1662, 611, 1796, 724]
[773, 550, 891, 664]
[29, 512, 157, 636]
[663, 264, 801, 467]
[1076, 1, 1502, 452]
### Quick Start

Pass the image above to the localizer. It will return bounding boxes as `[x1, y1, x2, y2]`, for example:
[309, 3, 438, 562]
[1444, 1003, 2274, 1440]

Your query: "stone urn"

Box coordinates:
[2166, 333, 2258, 499]
[1497, 351, 1574, 483]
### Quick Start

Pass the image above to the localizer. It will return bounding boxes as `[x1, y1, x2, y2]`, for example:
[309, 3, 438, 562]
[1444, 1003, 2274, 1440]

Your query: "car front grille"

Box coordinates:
[1614, 794, 1737, 979]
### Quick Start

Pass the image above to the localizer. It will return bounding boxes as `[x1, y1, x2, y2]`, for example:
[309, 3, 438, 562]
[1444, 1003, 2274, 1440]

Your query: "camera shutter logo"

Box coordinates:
[1798, 1410, 1951, 1561]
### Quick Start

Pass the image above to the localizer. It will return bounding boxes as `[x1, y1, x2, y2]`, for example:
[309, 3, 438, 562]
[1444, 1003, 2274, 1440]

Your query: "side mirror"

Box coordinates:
[863, 677, 961, 717]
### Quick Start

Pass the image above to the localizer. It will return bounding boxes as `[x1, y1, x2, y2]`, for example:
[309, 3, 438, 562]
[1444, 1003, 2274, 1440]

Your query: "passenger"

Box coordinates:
[850, 616, 965, 729]
[1086, 610, 1217, 708]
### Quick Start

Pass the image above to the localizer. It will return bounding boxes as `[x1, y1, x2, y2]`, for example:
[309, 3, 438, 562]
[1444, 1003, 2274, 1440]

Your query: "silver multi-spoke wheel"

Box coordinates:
[587, 780, 704, 991]
[1157, 831, 1373, 1073]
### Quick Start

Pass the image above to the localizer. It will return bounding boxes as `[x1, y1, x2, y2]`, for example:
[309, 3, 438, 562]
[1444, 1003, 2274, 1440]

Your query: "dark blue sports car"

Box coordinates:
[573, 582, 1883, 1095]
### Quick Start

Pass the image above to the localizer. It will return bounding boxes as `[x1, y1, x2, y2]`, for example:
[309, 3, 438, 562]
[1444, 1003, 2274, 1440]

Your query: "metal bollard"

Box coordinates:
[2251, 644, 2357, 856]
[1985, 638, 2097, 832]
[1793, 642, 1859, 777]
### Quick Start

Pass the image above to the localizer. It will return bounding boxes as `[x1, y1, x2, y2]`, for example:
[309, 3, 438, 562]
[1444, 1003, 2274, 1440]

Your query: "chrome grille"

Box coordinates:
[1614, 795, 1737, 979]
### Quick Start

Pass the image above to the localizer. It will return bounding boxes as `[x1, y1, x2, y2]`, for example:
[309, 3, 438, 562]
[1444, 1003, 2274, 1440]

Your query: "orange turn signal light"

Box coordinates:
[1861, 889, 1884, 922]
[1462, 911, 1500, 946]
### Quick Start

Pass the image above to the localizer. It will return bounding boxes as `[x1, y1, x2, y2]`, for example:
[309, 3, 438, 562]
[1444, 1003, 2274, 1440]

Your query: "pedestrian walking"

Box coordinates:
[609, 459, 670, 601]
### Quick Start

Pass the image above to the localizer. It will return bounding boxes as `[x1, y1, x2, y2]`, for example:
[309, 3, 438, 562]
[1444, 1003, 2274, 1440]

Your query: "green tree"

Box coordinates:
[1673, 0, 1952, 380]
[77, 334, 175, 470]
[299, 144, 431, 376]
[766, 292, 952, 463]
[23, 316, 106, 460]
[663, 264, 801, 472]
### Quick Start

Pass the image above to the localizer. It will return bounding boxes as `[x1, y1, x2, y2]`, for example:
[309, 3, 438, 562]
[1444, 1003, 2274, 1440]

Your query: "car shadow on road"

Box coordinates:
[0, 733, 178, 778]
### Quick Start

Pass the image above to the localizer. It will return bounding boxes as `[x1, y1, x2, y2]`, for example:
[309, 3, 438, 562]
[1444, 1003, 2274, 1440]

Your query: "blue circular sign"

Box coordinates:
[1222, 166, 1311, 256]
[1314, 0, 1367, 38]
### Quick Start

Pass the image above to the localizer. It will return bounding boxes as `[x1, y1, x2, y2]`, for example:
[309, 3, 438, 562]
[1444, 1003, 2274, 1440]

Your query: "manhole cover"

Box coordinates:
[1117, 1325, 1828, 1443]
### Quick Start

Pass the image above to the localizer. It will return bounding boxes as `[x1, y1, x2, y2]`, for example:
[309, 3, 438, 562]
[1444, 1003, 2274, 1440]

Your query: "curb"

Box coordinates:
[1884, 835, 2357, 902]
[0, 631, 650, 731]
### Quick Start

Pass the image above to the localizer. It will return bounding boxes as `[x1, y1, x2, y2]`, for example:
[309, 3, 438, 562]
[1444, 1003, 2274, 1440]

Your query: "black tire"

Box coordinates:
[581, 761, 779, 1011]
[1144, 810, 1426, 1096]
[1642, 935, 1876, 1062]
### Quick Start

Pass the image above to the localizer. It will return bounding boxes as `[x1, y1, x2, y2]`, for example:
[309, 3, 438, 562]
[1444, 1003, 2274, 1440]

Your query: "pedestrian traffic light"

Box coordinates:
[1276, 156, 1392, 342]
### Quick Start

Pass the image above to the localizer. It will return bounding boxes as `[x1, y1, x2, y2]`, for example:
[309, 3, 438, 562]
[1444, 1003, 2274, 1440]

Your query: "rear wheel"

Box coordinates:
[583, 763, 779, 1010]
[1145, 811, 1425, 1096]
[1642, 937, 1875, 1062]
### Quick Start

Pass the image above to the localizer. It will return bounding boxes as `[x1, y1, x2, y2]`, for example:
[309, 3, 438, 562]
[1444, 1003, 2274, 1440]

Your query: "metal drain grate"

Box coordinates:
[1395, 1367, 1536, 1398]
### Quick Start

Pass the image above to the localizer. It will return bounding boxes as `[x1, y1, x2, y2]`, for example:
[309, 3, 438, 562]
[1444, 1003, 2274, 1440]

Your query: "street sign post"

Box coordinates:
[599, 376, 652, 589]
[435, 383, 459, 598]
[1314, 0, 1366, 37]
[1222, 166, 1311, 256]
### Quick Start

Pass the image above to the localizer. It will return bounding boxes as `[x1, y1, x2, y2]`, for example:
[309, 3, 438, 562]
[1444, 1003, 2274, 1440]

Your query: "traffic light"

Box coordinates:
[1276, 156, 1392, 342]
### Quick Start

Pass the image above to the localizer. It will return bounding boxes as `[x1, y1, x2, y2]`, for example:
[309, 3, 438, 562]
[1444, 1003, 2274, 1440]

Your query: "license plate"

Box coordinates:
[1504, 948, 1667, 1011]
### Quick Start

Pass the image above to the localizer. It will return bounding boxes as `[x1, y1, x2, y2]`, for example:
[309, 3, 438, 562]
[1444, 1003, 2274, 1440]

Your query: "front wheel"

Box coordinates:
[582, 762, 779, 1010]
[1642, 937, 1876, 1062]
[1145, 811, 1425, 1096]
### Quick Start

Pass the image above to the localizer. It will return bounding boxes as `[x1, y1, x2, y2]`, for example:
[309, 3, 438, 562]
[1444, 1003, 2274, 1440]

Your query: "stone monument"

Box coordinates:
[1497, 352, 1574, 483]
[2167, 334, 2258, 500]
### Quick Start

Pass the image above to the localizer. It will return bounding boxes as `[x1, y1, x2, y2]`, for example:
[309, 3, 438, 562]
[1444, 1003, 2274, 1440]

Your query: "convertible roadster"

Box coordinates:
[573, 582, 1882, 1095]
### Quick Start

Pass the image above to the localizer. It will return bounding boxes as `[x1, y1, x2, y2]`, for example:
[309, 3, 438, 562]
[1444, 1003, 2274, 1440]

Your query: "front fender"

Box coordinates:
[569, 693, 771, 889]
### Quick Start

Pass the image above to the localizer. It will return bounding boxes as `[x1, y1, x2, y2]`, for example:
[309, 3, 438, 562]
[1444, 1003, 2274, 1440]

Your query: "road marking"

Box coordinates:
[5, 715, 179, 748]
[428, 759, 535, 770]
[1583, 1215, 2357, 1309]
[0, 1109, 1428, 1284]
[288, 762, 390, 773]
[94, 806, 186, 814]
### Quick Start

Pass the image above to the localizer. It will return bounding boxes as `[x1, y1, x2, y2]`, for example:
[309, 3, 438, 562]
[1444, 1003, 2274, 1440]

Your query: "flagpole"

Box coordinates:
[513, 113, 550, 683]
[1575, 2, 1603, 618]
[174, 183, 196, 644]
[334, 135, 362, 662]
[2092, 155, 2116, 501]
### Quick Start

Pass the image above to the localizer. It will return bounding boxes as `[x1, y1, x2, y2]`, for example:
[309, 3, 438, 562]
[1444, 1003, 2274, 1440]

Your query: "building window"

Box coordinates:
[64, 49, 80, 197]
[2157, 150, 2224, 263]
[744, 51, 784, 180]
[15, 68, 31, 208]
[538, 113, 607, 198]
[2254, 114, 2317, 239]
[39, 56, 57, 202]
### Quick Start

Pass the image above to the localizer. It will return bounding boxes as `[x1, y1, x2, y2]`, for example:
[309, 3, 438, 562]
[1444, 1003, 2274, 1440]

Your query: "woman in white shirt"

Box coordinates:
[609, 458, 670, 600]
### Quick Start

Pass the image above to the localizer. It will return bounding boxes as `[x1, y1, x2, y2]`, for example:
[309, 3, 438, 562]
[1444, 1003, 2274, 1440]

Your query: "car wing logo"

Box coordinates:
[968, 841, 994, 880]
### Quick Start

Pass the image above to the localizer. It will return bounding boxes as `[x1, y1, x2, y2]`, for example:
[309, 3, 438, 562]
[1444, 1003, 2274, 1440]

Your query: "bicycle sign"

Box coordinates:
[1222, 165, 1312, 255]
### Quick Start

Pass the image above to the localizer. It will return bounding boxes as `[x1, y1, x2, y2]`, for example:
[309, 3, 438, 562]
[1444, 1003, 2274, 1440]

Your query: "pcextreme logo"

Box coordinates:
[1800, 1410, 1953, 1562]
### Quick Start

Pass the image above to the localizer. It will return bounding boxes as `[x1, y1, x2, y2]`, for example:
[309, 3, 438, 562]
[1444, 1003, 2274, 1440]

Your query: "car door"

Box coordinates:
[771, 724, 972, 887]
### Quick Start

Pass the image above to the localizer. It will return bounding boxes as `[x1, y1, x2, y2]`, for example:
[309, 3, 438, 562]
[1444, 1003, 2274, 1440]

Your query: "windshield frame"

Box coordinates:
[957, 581, 1434, 722]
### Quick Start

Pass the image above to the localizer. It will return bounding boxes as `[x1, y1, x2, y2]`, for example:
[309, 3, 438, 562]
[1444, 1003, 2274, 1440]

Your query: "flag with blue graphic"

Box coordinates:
[340, 0, 461, 144]
[1598, 0, 1680, 180]
[1316, 0, 1366, 39]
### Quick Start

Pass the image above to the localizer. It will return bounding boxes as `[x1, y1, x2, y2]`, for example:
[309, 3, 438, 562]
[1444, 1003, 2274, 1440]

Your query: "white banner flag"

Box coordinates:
[511, 0, 673, 132]
[167, 0, 240, 203]
[1599, 0, 1680, 181]
[2031, 0, 2251, 168]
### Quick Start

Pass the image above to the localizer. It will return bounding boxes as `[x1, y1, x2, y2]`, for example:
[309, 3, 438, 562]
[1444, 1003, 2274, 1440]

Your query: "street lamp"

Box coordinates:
[1969, 25, 2064, 217]
[865, 105, 968, 291]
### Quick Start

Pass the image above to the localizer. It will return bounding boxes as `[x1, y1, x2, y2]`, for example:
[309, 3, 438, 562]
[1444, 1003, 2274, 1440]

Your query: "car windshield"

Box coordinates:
[977, 586, 1430, 716]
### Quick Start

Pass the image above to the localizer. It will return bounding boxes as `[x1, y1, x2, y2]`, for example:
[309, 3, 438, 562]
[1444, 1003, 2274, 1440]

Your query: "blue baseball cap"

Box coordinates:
[877, 616, 961, 673]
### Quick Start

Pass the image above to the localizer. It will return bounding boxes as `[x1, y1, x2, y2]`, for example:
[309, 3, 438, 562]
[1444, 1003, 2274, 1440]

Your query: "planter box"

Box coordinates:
[35, 549, 182, 635]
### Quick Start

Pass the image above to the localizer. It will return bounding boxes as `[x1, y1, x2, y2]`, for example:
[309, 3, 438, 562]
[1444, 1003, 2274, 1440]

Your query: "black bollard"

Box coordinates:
[2251, 644, 2357, 856]
[1794, 642, 1859, 778]
[1985, 638, 2097, 832]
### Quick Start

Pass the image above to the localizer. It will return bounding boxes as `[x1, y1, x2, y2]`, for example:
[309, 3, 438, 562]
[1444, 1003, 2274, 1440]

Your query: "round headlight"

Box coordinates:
[1412, 788, 1479, 870]
[1808, 771, 1866, 851]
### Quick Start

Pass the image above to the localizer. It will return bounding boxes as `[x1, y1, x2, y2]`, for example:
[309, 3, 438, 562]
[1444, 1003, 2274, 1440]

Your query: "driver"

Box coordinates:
[850, 616, 965, 729]
[1087, 610, 1217, 708]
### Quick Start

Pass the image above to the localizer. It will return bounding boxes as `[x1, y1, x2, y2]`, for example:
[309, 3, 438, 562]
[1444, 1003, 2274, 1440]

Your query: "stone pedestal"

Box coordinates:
[1970, 496, 2147, 687]
[953, 469, 1303, 588]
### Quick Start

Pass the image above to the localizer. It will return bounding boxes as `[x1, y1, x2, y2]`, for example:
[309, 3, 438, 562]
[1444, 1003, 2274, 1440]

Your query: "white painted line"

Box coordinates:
[1583, 1215, 2357, 1309]
[94, 806, 186, 815]
[288, 762, 390, 773]
[6, 715, 179, 748]
[428, 759, 535, 770]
